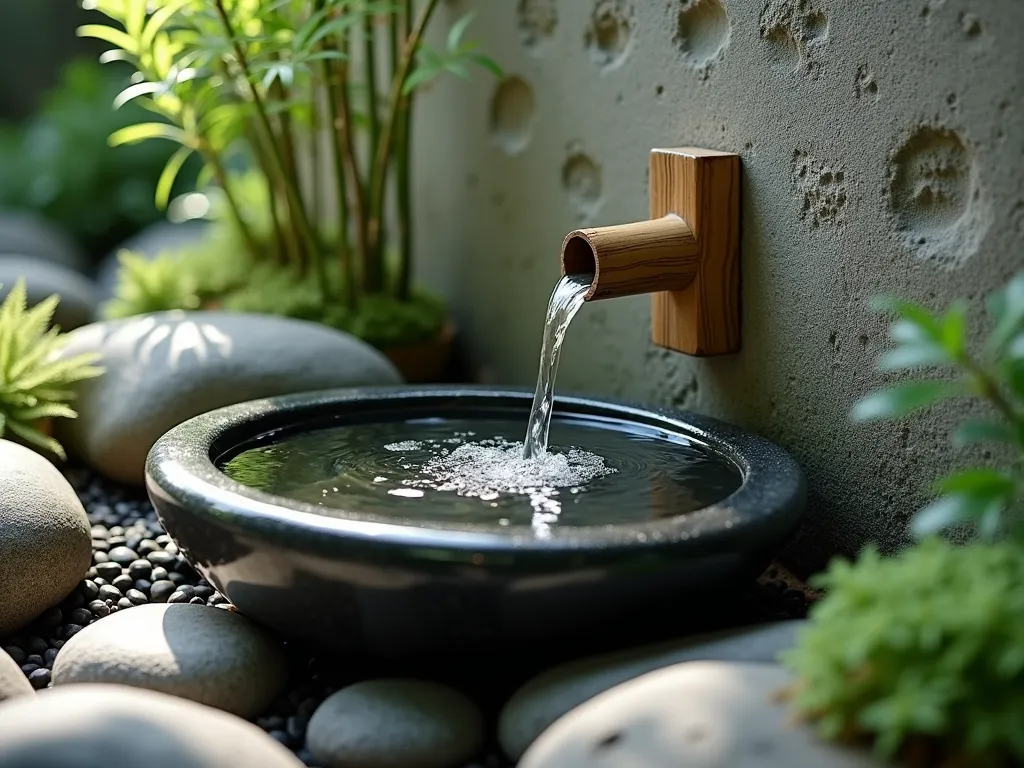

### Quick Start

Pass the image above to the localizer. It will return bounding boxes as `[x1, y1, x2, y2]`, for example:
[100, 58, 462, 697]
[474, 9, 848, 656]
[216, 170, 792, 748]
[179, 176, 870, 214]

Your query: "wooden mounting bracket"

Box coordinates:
[649, 147, 740, 356]
[559, 147, 740, 356]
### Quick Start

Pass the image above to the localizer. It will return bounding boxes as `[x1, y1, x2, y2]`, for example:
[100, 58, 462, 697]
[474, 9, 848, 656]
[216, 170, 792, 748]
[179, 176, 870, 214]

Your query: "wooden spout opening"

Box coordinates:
[560, 214, 698, 302]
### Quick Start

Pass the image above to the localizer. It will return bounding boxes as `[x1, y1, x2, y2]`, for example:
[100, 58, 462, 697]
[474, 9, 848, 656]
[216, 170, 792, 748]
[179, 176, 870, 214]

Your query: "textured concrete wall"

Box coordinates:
[412, 0, 1024, 572]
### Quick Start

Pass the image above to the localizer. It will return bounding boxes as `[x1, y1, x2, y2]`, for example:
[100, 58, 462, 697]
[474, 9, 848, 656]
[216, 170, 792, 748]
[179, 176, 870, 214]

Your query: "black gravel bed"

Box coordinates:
[1, 467, 813, 768]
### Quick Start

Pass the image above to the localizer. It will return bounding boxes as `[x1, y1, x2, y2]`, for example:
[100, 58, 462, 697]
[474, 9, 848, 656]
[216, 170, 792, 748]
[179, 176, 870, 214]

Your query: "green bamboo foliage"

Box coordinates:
[79, 0, 501, 311]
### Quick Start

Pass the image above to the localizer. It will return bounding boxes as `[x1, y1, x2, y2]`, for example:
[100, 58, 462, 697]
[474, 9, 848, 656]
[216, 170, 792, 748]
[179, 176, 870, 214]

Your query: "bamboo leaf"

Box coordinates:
[933, 468, 1016, 496]
[109, 122, 193, 147]
[156, 146, 195, 209]
[113, 81, 167, 109]
[851, 381, 960, 422]
[140, 0, 193, 52]
[988, 271, 1024, 353]
[77, 24, 138, 54]
[469, 53, 503, 77]
[446, 10, 476, 53]
[953, 420, 1019, 448]
[878, 343, 951, 371]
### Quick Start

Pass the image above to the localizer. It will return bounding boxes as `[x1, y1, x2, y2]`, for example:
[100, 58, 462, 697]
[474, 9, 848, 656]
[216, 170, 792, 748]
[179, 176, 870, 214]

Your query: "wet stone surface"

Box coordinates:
[0, 465, 813, 767]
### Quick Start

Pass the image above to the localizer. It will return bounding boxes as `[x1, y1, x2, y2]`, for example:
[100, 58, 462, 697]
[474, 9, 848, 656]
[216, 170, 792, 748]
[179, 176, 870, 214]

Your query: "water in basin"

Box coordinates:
[219, 274, 741, 534]
[219, 415, 741, 534]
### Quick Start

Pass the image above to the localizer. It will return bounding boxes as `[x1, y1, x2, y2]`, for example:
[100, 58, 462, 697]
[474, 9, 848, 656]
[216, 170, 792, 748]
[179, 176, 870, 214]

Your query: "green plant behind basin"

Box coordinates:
[79, 0, 502, 345]
[852, 271, 1024, 542]
[781, 539, 1024, 766]
[0, 280, 103, 460]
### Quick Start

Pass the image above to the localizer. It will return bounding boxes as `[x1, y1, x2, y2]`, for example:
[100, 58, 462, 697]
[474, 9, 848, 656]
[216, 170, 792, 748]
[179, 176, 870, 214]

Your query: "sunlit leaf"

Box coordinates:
[878, 343, 951, 371]
[851, 381, 960, 422]
[109, 122, 192, 147]
[112, 81, 166, 109]
[933, 468, 1016, 496]
[155, 146, 195, 209]
[446, 10, 476, 53]
[77, 24, 138, 54]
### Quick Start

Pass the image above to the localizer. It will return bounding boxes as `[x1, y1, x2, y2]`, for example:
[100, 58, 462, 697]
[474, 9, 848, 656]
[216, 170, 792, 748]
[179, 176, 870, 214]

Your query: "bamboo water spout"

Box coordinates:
[559, 147, 741, 357]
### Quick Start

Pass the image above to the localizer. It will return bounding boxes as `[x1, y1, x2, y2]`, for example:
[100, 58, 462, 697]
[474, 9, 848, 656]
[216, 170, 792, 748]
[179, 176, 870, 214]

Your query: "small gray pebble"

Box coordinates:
[93, 578, 108, 588]
[68, 608, 92, 626]
[188, 597, 205, 606]
[53, 640, 64, 650]
[86, 568, 98, 580]
[146, 551, 176, 567]
[108, 546, 138, 566]
[209, 594, 230, 606]
[98, 585, 122, 601]
[92, 551, 109, 564]
[137, 539, 160, 555]
[92, 540, 109, 552]
[128, 560, 152, 578]
[150, 567, 169, 581]
[167, 591, 190, 604]
[61, 591, 84, 610]
[263, 716, 286, 731]
[286, 716, 305, 739]
[175, 585, 195, 599]
[126, 589, 148, 605]
[3, 646, 26, 664]
[89, 599, 111, 619]
[135, 579, 152, 593]
[26, 654, 44, 667]
[25, 638, 46, 656]
[155, 534, 173, 545]
[38, 607, 63, 628]
[90, 526, 108, 539]
[80, 580, 99, 601]
[117, 598, 134, 610]
[193, 586, 213, 599]
[112, 574, 134, 592]
[150, 580, 176, 602]
[21, 664, 40, 675]
[95, 562, 122, 580]
[28, 668, 51, 689]
[109, 526, 125, 536]
[167, 572, 187, 586]
[44, 648, 58, 665]
[63, 624, 84, 639]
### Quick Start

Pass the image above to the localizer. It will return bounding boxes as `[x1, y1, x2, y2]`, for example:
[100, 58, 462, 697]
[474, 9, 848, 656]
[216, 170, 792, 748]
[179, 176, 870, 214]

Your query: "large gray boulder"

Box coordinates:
[52, 602, 288, 718]
[0, 683, 306, 768]
[53, 311, 403, 484]
[519, 661, 882, 768]
[0, 210, 87, 274]
[0, 440, 92, 635]
[500, 620, 805, 759]
[0, 255, 98, 330]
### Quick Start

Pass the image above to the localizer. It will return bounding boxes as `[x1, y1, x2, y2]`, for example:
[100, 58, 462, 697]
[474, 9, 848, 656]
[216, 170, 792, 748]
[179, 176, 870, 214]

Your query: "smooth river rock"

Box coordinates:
[499, 620, 804, 759]
[52, 602, 288, 718]
[0, 647, 34, 701]
[0, 255, 98, 330]
[0, 440, 92, 635]
[519, 661, 882, 768]
[53, 311, 404, 484]
[0, 209, 88, 273]
[307, 679, 485, 768]
[0, 683, 305, 768]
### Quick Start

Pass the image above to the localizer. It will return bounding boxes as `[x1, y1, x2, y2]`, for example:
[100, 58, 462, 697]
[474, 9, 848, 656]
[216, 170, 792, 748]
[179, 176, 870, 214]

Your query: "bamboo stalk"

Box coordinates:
[335, 26, 369, 297]
[200, 144, 261, 263]
[362, 11, 383, 290]
[366, 0, 440, 280]
[323, 50, 355, 309]
[213, 0, 324, 295]
[395, 0, 413, 300]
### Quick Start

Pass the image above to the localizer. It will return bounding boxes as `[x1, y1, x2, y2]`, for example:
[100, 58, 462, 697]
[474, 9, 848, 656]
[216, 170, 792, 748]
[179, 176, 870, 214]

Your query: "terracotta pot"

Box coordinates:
[382, 320, 456, 383]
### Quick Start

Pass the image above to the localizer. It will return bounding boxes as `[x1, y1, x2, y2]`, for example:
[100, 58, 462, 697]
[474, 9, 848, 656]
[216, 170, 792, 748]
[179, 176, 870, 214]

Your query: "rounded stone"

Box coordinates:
[0, 440, 92, 635]
[307, 679, 484, 768]
[499, 620, 804, 759]
[0, 683, 306, 768]
[0, 256, 98, 330]
[0, 209, 88, 273]
[0, 647, 34, 702]
[53, 311, 403, 484]
[51, 602, 288, 718]
[519, 661, 882, 768]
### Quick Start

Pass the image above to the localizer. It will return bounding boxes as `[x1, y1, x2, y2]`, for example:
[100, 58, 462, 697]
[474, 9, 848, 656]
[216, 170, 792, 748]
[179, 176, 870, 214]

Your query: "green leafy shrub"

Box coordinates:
[782, 538, 1024, 766]
[0, 281, 103, 459]
[853, 272, 1024, 541]
[0, 58, 200, 258]
[103, 250, 201, 318]
[80, 0, 501, 348]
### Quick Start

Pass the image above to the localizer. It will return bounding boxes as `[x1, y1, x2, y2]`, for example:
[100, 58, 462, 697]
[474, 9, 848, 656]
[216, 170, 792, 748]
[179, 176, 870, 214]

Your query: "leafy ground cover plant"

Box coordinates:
[80, 0, 501, 348]
[0, 281, 103, 459]
[782, 271, 1024, 766]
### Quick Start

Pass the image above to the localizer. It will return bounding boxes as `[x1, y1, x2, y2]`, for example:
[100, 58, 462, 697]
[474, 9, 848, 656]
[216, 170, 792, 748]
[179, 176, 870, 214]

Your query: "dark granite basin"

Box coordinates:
[145, 386, 805, 659]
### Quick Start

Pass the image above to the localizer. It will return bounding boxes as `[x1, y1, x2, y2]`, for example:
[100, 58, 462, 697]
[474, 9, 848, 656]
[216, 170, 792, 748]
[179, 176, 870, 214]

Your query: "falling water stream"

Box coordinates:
[521, 275, 593, 460]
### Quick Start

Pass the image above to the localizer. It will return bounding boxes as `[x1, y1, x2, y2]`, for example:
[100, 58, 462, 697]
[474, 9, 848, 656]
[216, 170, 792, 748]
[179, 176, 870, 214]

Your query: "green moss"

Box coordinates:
[781, 538, 1024, 766]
